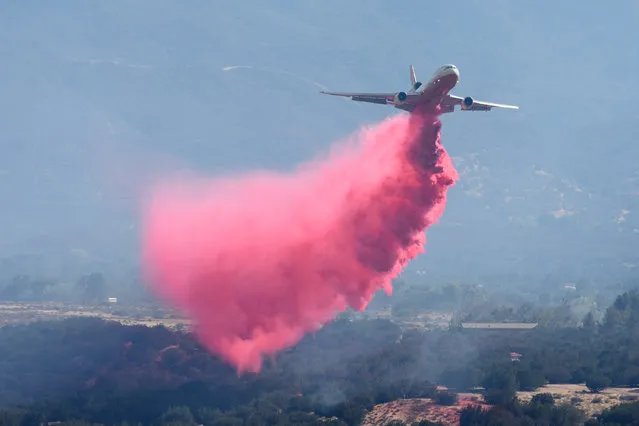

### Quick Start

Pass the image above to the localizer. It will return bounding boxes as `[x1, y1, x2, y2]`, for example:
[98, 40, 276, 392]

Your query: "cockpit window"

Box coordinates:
[433, 65, 455, 77]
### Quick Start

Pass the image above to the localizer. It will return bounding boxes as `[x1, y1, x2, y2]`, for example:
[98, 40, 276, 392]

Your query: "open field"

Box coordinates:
[363, 394, 488, 426]
[0, 301, 191, 329]
[460, 322, 538, 329]
[354, 308, 452, 330]
[0, 302, 454, 332]
[518, 383, 639, 418]
[3, 302, 546, 335]
[363, 385, 639, 425]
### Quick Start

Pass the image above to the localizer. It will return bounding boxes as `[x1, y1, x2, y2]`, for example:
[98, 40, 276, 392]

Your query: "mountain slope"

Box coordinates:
[0, 0, 638, 281]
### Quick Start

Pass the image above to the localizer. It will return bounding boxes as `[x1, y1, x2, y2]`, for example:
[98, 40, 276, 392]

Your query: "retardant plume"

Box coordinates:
[141, 110, 458, 374]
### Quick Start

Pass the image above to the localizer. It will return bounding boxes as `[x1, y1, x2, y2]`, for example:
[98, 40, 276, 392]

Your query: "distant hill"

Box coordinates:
[1, 1, 638, 282]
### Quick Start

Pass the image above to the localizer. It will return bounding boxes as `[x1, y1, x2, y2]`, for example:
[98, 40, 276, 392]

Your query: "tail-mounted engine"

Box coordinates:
[461, 96, 474, 110]
[394, 91, 407, 105]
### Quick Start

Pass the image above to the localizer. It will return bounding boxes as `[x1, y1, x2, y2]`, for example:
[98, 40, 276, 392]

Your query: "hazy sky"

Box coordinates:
[1, 1, 638, 280]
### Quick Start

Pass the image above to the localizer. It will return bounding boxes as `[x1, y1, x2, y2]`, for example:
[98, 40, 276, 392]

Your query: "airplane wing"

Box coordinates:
[320, 91, 394, 104]
[320, 90, 421, 111]
[444, 94, 519, 111]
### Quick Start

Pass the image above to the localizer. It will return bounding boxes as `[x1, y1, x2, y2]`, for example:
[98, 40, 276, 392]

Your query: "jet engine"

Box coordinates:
[394, 91, 407, 104]
[461, 96, 474, 110]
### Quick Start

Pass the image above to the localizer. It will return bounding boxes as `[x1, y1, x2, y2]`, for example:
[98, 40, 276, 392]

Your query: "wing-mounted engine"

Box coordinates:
[394, 91, 408, 105]
[461, 96, 474, 110]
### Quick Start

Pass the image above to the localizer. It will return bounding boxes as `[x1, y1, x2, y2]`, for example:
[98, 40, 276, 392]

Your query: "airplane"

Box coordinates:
[320, 64, 519, 114]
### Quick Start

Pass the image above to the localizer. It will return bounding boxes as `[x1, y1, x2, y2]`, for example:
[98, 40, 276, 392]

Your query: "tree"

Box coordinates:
[434, 391, 458, 406]
[582, 311, 597, 329]
[482, 365, 517, 405]
[517, 368, 546, 391]
[547, 404, 584, 425]
[459, 405, 486, 426]
[440, 367, 482, 391]
[586, 375, 612, 393]
[0, 274, 30, 300]
[441, 283, 461, 306]
[75, 272, 106, 303]
[596, 400, 639, 424]
[531, 393, 555, 405]
[160, 406, 196, 426]
[604, 290, 639, 331]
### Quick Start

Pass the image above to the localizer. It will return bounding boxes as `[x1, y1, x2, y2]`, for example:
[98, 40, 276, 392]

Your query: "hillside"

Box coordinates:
[3, 287, 639, 425]
[1, 1, 638, 282]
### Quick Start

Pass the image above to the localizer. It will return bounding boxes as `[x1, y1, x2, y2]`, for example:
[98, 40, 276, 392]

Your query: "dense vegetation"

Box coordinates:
[0, 288, 639, 424]
[3, 268, 639, 425]
[458, 398, 639, 425]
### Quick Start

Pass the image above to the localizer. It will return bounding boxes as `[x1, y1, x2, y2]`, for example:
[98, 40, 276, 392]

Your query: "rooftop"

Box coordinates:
[460, 322, 538, 329]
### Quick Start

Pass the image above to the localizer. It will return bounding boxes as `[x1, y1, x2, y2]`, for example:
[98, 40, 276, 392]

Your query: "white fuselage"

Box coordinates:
[409, 64, 460, 108]
[321, 62, 518, 114]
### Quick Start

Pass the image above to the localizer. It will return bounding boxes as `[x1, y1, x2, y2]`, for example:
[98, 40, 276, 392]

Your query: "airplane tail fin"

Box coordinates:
[409, 64, 417, 86]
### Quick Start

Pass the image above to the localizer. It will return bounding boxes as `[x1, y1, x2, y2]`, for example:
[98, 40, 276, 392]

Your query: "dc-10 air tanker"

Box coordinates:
[320, 64, 519, 114]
